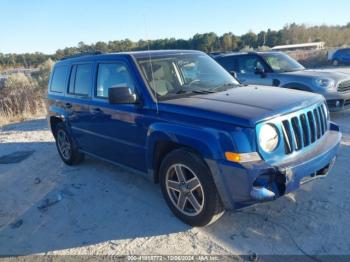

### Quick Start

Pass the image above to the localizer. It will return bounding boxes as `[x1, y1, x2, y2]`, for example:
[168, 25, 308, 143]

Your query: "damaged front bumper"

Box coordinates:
[208, 125, 342, 210]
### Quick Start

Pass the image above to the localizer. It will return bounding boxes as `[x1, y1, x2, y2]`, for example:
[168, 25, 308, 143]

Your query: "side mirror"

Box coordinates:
[108, 87, 137, 104]
[229, 71, 238, 78]
[255, 67, 266, 78]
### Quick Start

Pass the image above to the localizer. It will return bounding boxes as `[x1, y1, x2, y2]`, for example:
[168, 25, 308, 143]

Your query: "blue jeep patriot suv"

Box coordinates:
[47, 50, 341, 226]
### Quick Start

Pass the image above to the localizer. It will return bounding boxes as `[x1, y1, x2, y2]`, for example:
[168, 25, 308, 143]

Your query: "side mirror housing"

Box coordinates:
[108, 87, 137, 104]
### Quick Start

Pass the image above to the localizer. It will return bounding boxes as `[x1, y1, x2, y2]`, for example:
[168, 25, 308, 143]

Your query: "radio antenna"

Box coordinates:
[144, 15, 159, 114]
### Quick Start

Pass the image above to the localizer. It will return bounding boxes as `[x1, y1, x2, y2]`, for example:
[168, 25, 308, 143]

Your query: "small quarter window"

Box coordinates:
[96, 63, 135, 98]
[50, 65, 68, 93]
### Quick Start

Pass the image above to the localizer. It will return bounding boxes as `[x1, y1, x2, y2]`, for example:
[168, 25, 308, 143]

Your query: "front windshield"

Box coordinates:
[261, 52, 305, 73]
[136, 53, 240, 100]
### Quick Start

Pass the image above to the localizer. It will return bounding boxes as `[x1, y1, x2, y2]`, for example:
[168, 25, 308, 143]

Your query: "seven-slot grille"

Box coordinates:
[281, 104, 328, 154]
[338, 80, 350, 92]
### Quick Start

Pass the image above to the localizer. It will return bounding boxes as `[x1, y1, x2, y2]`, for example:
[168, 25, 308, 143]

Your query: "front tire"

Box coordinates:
[54, 122, 84, 165]
[159, 148, 224, 227]
[333, 59, 340, 66]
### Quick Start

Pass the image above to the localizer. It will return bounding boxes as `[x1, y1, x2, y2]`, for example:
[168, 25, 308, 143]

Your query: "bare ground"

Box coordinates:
[0, 79, 350, 258]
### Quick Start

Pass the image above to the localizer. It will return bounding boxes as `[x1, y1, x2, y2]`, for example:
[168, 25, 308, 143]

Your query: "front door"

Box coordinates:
[235, 55, 274, 86]
[86, 60, 148, 172]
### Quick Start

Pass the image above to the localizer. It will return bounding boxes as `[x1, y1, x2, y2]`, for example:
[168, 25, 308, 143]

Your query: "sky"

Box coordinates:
[0, 0, 349, 54]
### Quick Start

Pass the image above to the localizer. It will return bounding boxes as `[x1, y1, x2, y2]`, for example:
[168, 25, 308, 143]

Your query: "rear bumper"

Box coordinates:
[324, 91, 350, 111]
[208, 126, 342, 210]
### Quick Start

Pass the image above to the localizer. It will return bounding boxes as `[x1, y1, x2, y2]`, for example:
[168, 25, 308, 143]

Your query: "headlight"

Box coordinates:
[259, 124, 279, 153]
[315, 79, 335, 90]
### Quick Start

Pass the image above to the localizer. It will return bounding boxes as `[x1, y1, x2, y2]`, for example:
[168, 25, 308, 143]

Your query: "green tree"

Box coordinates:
[220, 33, 238, 51]
[240, 31, 258, 48]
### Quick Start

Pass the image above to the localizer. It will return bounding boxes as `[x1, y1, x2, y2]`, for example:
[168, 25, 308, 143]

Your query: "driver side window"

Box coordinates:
[96, 63, 135, 98]
[237, 56, 266, 74]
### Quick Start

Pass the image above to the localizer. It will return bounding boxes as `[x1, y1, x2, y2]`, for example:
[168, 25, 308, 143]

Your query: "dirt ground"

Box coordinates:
[0, 68, 350, 259]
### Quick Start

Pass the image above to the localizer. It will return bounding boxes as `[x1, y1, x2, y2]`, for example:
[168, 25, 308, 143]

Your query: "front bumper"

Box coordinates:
[208, 127, 342, 210]
[324, 91, 350, 111]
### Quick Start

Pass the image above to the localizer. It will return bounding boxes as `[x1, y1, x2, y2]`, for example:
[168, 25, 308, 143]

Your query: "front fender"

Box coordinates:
[146, 122, 240, 208]
[146, 122, 223, 170]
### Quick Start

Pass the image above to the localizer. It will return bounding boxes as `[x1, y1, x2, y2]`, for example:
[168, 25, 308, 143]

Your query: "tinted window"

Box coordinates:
[96, 63, 135, 98]
[342, 49, 350, 54]
[335, 49, 350, 55]
[50, 65, 67, 93]
[237, 55, 267, 74]
[217, 57, 237, 72]
[68, 64, 92, 96]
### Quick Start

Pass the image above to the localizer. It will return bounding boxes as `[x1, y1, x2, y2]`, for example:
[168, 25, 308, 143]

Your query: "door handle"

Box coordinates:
[65, 103, 72, 109]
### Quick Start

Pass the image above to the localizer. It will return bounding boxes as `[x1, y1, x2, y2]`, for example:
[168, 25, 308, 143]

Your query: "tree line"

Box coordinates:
[1, 22, 350, 69]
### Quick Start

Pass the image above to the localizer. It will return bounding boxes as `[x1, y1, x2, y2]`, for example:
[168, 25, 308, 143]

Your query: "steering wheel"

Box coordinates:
[187, 79, 201, 87]
[166, 79, 202, 95]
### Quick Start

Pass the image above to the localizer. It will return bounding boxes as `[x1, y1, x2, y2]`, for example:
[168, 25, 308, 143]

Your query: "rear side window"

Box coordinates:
[96, 63, 135, 98]
[68, 64, 92, 96]
[50, 65, 68, 93]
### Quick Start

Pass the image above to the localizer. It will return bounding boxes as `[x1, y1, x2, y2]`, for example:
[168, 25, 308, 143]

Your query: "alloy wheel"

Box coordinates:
[165, 164, 205, 216]
[57, 129, 72, 160]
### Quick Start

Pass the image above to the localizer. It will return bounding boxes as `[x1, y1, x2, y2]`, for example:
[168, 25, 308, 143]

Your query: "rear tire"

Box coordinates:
[54, 122, 84, 165]
[159, 148, 224, 227]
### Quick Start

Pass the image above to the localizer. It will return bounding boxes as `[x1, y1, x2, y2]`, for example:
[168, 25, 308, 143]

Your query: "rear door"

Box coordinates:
[65, 63, 94, 150]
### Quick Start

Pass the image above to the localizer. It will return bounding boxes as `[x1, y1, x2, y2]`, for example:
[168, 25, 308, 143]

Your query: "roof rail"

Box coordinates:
[209, 51, 230, 57]
[60, 51, 105, 61]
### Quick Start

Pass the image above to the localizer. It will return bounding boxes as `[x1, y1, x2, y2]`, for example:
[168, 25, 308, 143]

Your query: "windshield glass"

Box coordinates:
[261, 52, 305, 73]
[136, 53, 239, 100]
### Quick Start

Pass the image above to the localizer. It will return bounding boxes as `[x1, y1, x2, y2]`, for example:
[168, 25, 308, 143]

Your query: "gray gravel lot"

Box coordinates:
[0, 68, 350, 258]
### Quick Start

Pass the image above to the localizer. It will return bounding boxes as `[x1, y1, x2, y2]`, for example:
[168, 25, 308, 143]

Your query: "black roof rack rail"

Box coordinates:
[60, 51, 105, 61]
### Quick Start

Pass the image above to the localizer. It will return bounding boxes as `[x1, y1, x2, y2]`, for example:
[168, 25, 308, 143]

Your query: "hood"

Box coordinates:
[160, 86, 323, 127]
[281, 69, 350, 82]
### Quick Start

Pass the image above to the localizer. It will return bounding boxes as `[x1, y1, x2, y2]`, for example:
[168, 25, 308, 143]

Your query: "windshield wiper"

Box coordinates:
[173, 85, 237, 96]
[173, 89, 214, 95]
[174, 89, 188, 94]
[209, 83, 240, 92]
[191, 89, 215, 94]
[279, 68, 304, 73]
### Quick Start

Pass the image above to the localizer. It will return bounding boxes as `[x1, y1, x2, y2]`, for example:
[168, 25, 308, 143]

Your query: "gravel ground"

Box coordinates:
[0, 69, 350, 258]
